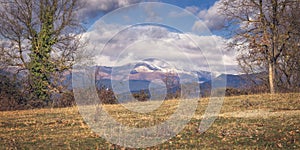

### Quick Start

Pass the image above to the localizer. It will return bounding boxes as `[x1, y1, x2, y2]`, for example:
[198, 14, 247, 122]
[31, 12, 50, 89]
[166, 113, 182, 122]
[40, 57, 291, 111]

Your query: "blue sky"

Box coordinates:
[79, 0, 239, 74]
[160, 0, 217, 11]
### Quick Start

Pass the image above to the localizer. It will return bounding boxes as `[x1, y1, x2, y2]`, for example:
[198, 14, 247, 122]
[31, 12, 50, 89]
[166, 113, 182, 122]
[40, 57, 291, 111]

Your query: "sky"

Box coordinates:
[77, 0, 240, 75]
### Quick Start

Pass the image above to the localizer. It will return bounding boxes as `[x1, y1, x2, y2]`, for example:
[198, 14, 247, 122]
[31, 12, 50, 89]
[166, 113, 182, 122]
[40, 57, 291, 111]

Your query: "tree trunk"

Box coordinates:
[268, 60, 276, 94]
[268, 0, 278, 94]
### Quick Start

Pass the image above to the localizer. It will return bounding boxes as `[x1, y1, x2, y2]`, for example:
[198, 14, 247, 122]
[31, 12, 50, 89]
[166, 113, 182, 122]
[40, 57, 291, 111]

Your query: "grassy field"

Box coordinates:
[0, 93, 299, 149]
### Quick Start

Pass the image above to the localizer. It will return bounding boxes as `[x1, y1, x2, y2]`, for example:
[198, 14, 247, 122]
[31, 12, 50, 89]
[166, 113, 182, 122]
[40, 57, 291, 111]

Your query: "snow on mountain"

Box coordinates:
[92, 58, 213, 84]
[132, 59, 190, 74]
[133, 62, 160, 73]
[134, 66, 155, 72]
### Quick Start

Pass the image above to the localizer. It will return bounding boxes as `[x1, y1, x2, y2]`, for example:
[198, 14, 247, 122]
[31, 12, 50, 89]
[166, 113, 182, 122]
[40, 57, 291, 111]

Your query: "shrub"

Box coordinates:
[0, 75, 28, 111]
[132, 90, 150, 101]
[97, 87, 117, 104]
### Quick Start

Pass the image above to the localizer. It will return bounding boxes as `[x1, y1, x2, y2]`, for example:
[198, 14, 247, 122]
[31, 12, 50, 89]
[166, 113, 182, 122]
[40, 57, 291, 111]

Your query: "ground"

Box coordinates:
[0, 93, 299, 149]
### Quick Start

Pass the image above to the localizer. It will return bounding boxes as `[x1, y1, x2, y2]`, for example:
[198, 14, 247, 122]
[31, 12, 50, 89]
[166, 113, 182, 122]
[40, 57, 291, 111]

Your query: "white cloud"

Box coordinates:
[143, 3, 163, 22]
[195, 0, 225, 31]
[192, 21, 208, 32]
[80, 22, 239, 74]
[185, 6, 199, 15]
[78, 0, 143, 19]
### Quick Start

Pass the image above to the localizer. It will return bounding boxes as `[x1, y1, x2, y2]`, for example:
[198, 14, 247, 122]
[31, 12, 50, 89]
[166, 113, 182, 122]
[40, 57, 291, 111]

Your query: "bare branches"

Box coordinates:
[0, 0, 85, 105]
[0, 0, 84, 68]
[220, 0, 300, 93]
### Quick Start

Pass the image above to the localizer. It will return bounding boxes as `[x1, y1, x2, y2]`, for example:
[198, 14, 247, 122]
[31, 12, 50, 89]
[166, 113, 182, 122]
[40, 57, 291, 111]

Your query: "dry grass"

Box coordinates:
[0, 93, 299, 149]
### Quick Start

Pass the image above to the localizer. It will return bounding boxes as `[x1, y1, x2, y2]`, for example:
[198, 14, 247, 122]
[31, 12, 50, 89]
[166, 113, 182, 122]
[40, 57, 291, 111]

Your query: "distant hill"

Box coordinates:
[201, 74, 253, 89]
[1, 60, 264, 100]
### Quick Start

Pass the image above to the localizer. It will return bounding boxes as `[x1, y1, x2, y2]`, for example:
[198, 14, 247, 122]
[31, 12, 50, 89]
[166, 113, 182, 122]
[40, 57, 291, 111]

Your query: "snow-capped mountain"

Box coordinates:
[93, 58, 213, 84]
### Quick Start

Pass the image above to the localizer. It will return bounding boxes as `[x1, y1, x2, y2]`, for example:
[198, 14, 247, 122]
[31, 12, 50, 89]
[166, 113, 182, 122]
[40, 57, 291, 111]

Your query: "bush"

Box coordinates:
[225, 88, 249, 96]
[0, 75, 28, 111]
[132, 90, 150, 101]
[97, 87, 117, 104]
[51, 91, 76, 108]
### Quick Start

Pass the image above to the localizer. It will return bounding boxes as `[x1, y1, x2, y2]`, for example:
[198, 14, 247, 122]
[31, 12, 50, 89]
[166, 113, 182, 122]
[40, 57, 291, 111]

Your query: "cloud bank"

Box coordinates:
[81, 22, 238, 74]
[76, 1, 238, 74]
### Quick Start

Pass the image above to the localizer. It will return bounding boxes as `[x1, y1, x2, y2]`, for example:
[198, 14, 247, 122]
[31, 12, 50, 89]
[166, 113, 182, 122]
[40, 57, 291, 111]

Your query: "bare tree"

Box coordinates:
[220, 0, 300, 93]
[162, 71, 180, 99]
[0, 0, 85, 106]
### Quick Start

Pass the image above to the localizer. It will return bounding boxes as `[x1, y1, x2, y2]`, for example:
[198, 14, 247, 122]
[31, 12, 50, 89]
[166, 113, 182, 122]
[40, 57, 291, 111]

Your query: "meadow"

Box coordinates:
[0, 93, 299, 149]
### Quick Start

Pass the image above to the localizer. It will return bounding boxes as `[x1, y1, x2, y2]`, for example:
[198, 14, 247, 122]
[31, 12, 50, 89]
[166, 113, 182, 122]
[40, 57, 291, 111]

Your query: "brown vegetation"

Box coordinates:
[0, 93, 299, 149]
